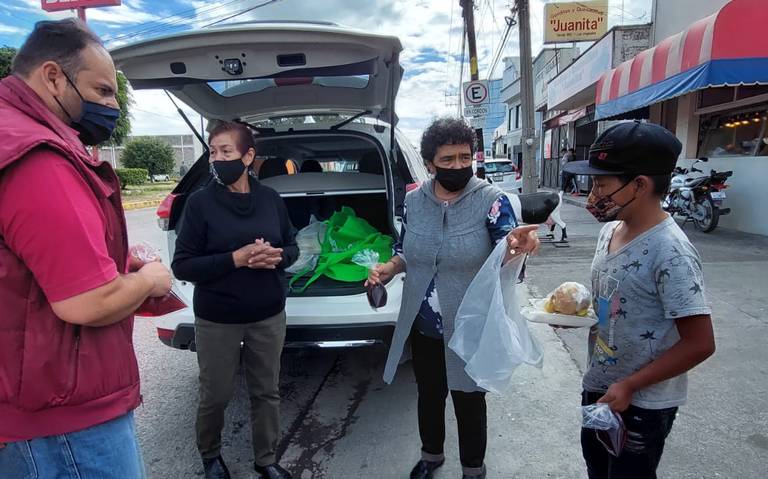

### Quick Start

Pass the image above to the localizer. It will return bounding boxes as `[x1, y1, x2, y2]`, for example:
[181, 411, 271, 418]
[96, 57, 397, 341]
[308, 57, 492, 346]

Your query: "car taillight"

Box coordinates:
[516, 172, 522, 180]
[406, 182, 422, 192]
[156, 193, 178, 231]
[157, 328, 174, 341]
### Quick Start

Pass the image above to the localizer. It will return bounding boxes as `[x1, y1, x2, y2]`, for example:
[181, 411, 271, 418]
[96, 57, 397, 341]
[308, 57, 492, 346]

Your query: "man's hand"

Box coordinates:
[598, 381, 636, 412]
[506, 224, 541, 257]
[137, 261, 172, 297]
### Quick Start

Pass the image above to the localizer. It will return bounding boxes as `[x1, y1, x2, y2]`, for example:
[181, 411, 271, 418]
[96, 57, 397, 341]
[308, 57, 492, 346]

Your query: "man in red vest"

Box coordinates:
[0, 19, 171, 478]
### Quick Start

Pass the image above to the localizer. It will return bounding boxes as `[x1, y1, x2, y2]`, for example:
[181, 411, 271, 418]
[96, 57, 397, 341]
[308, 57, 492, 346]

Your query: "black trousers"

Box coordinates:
[581, 391, 678, 479]
[410, 329, 487, 468]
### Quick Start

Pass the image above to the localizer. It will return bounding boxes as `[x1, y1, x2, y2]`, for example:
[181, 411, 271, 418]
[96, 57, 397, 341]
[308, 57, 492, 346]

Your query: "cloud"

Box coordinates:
[0, 24, 26, 35]
[118, 0, 651, 144]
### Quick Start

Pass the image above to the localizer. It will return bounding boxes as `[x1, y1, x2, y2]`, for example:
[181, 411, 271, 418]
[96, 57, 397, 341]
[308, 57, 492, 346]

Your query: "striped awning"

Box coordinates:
[595, 0, 768, 120]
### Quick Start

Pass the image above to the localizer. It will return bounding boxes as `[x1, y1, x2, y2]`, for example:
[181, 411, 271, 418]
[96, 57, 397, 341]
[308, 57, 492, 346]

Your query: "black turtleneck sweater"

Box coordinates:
[172, 178, 298, 323]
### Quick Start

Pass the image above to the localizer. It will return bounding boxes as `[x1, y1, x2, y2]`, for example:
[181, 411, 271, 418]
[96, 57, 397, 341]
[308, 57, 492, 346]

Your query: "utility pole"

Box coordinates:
[460, 0, 486, 179]
[517, 0, 537, 193]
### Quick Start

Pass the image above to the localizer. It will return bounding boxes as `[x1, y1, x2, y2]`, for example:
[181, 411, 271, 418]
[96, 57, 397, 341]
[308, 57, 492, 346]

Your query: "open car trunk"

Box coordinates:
[255, 133, 396, 297]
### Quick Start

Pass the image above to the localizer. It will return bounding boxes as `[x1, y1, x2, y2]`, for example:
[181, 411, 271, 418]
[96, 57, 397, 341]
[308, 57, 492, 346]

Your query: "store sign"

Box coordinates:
[41, 0, 121, 12]
[544, 1, 608, 44]
[547, 30, 613, 110]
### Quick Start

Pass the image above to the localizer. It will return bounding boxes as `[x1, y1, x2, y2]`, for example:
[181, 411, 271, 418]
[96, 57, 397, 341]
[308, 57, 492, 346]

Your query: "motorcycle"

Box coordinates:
[663, 157, 732, 233]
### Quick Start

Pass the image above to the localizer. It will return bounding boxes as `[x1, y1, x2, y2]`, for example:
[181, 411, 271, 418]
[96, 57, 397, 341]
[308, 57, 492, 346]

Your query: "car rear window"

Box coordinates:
[209, 75, 370, 98]
[486, 162, 515, 174]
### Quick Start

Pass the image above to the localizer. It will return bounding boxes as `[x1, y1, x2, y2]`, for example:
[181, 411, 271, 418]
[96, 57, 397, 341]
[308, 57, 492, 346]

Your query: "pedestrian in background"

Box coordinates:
[0, 19, 172, 478]
[172, 121, 298, 479]
[368, 118, 539, 479]
[561, 147, 577, 194]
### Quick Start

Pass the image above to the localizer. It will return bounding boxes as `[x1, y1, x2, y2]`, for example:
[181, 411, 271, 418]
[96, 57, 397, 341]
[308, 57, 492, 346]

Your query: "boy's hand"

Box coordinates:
[598, 381, 636, 412]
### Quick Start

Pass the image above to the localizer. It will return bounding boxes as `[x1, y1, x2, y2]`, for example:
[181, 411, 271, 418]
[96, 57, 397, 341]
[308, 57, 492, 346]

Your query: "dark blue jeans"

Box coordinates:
[0, 412, 145, 479]
[581, 391, 677, 479]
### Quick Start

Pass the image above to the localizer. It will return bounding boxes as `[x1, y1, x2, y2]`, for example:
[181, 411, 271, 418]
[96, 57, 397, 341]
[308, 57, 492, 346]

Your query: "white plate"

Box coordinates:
[521, 299, 597, 328]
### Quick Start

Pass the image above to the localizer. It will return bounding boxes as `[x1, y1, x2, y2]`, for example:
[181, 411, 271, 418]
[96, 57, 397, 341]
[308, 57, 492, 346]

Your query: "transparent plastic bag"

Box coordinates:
[129, 243, 186, 317]
[448, 241, 543, 394]
[546, 282, 592, 315]
[352, 249, 387, 309]
[286, 217, 327, 274]
[582, 403, 627, 456]
[129, 241, 160, 263]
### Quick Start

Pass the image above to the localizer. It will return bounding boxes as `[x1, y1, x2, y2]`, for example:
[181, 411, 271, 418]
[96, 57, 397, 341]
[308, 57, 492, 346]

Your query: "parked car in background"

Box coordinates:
[483, 158, 522, 193]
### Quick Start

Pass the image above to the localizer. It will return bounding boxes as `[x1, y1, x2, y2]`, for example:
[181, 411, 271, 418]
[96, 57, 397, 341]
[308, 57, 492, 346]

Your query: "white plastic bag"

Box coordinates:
[448, 241, 543, 394]
[286, 217, 327, 274]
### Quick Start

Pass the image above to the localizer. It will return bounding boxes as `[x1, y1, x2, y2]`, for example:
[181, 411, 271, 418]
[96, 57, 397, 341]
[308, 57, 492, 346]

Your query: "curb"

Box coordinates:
[562, 194, 587, 208]
[123, 199, 162, 211]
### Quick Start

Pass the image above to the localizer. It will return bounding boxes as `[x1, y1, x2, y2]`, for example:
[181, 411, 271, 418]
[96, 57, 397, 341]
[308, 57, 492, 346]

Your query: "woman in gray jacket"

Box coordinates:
[367, 118, 539, 479]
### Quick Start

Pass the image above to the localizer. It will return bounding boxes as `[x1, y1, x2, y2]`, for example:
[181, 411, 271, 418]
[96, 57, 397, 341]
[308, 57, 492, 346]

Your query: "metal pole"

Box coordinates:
[461, 0, 486, 178]
[517, 0, 537, 193]
[77, 7, 86, 21]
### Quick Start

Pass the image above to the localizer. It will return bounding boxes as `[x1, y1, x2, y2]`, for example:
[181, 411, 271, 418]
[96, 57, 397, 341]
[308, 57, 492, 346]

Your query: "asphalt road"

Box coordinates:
[126, 204, 768, 479]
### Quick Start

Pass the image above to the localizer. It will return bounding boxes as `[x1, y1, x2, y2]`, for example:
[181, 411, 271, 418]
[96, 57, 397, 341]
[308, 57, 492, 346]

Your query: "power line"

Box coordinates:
[487, 9, 516, 80]
[458, 21, 466, 117]
[106, 0, 248, 43]
[201, 0, 281, 28]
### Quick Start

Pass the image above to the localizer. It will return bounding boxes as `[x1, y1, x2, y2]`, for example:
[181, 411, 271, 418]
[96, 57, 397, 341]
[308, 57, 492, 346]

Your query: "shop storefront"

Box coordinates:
[594, 0, 768, 235]
[544, 24, 651, 190]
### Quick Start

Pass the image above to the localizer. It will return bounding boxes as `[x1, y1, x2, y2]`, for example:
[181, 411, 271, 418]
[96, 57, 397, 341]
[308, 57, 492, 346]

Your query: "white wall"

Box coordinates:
[677, 156, 768, 236]
[652, 0, 730, 42]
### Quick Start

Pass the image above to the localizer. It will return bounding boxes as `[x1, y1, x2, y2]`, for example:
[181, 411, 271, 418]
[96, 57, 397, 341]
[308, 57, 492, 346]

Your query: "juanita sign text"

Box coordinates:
[544, 0, 608, 44]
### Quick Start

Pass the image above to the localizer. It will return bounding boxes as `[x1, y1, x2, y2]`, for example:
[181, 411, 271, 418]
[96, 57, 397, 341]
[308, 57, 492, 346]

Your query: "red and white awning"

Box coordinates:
[596, 0, 768, 119]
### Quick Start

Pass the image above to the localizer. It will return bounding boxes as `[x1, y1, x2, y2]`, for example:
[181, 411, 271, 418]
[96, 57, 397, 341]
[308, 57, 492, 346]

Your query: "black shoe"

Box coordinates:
[254, 463, 293, 479]
[462, 464, 487, 479]
[202, 456, 231, 479]
[410, 459, 445, 479]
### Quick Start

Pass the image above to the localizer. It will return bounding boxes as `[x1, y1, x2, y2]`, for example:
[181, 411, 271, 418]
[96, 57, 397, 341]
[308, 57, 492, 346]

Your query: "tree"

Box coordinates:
[107, 72, 133, 146]
[0, 46, 17, 79]
[121, 137, 175, 179]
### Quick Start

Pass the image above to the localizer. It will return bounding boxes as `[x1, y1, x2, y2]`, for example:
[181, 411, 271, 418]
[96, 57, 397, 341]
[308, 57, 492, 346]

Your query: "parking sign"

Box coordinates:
[463, 80, 489, 106]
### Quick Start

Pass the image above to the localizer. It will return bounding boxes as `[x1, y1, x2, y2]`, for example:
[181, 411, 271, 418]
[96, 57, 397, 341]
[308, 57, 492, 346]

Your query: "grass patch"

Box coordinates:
[122, 182, 176, 203]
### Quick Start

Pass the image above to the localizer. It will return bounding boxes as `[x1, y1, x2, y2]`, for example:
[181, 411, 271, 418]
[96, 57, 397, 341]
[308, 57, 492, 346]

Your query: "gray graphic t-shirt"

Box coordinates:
[583, 216, 711, 409]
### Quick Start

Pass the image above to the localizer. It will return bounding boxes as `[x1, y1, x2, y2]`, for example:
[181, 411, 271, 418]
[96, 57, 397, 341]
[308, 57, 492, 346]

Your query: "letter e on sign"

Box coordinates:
[463, 80, 489, 106]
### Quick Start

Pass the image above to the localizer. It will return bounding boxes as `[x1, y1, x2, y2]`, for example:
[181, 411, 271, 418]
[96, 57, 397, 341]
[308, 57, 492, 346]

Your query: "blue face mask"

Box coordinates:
[55, 72, 120, 146]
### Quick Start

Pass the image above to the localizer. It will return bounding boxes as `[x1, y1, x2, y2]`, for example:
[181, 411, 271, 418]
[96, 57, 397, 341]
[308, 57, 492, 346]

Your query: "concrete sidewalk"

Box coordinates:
[279, 303, 589, 479]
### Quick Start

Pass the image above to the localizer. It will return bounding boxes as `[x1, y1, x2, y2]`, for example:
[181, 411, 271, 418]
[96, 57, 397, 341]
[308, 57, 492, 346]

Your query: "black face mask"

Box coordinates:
[210, 159, 247, 186]
[54, 72, 120, 146]
[434, 165, 473, 192]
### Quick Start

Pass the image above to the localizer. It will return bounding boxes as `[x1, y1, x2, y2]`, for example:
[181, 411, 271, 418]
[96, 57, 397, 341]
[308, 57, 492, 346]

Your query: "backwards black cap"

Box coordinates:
[563, 121, 682, 176]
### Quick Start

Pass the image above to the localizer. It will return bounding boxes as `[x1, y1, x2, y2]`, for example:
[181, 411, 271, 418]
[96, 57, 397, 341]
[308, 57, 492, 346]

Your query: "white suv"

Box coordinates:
[113, 22, 428, 350]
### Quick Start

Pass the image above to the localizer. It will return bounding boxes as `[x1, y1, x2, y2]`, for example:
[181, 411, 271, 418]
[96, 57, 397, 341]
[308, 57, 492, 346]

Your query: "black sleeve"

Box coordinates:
[171, 194, 237, 283]
[276, 195, 299, 270]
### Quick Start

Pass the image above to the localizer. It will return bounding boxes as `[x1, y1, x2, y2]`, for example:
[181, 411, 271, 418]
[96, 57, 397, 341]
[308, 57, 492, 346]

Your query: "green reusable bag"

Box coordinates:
[288, 207, 393, 293]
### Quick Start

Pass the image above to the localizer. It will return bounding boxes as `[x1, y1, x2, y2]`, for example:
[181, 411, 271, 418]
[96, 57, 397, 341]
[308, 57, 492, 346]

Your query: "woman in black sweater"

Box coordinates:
[172, 121, 297, 479]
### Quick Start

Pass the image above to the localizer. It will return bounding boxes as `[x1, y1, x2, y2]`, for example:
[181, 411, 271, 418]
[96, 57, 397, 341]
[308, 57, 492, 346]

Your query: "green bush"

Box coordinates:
[116, 168, 148, 189]
[121, 137, 176, 179]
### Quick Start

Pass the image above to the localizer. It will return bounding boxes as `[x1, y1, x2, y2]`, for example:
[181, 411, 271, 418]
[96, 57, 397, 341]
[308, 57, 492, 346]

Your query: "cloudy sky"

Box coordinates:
[1, 0, 650, 143]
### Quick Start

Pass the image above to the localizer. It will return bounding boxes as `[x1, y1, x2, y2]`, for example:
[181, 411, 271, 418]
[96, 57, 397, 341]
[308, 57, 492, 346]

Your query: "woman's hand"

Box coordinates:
[365, 262, 395, 287]
[247, 240, 283, 270]
[233, 239, 283, 269]
[506, 224, 541, 257]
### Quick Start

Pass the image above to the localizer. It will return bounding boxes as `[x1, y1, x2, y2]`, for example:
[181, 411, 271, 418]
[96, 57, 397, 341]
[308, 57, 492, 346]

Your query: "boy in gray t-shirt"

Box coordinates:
[564, 122, 716, 479]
